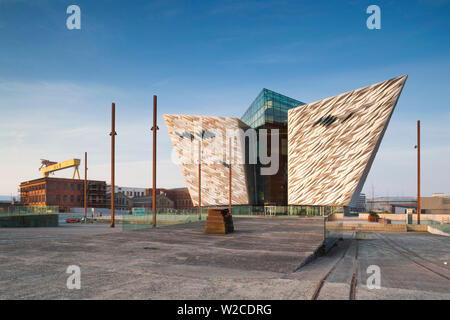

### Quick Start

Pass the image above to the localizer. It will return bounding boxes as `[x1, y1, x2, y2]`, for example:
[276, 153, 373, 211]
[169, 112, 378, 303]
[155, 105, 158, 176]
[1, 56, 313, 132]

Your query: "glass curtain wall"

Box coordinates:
[241, 88, 306, 206]
[241, 88, 305, 128]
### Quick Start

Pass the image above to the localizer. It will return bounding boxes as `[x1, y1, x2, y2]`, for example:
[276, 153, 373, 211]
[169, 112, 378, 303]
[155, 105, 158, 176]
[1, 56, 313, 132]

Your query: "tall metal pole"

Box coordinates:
[84, 151, 87, 221]
[110, 103, 117, 228]
[229, 138, 232, 215]
[151, 95, 158, 228]
[198, 141, 202, 220]
[417, 120, 421, 225]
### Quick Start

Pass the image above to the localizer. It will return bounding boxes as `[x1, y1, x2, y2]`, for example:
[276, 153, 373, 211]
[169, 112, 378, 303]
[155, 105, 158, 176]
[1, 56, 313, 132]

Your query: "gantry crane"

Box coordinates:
[39, 158, 81, 179]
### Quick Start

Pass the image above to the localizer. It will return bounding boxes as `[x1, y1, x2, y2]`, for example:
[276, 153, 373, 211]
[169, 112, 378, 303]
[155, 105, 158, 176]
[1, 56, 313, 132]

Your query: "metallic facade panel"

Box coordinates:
[288, 75, 407, 206]
[164, 115, 250, 206]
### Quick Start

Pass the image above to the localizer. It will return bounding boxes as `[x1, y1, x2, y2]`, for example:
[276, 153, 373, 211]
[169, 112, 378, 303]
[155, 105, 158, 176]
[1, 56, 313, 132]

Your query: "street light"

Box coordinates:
[221, 137, 232, 215]
[151, 95, 159, 228]
[176, 129, 215, 220]
[414, 120, 421, 225]
[196, 130, 215, 220]
[109, 103, 117, 228]
[84, 152, 87, 222]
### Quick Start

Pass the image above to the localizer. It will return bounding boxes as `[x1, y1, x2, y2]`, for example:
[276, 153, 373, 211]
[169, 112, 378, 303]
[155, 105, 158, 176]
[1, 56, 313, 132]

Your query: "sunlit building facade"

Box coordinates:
[165, 76, 407, 214]
[241, 88, 305, 206]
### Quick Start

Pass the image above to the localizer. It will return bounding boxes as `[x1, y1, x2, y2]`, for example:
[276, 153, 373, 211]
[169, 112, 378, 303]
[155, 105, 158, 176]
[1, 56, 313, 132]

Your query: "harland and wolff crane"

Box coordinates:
[39, 158, 81, 179]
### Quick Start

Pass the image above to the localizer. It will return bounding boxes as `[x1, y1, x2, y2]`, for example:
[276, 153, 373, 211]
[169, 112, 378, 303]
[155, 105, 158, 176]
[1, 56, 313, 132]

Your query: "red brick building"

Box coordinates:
[20, 177, 106, 212]
[146, 187, 194, 210]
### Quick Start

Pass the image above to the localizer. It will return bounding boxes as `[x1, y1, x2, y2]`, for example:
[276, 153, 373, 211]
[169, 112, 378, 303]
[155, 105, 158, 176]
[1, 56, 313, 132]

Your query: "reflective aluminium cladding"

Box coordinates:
[241, 88, 305, 128]
[163, 115, 251, 206]
[288, 75, 408, 207]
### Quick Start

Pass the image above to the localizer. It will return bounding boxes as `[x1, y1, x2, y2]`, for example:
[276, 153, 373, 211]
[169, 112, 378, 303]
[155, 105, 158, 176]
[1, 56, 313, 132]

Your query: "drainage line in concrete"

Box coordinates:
[349, 240, 359, 300]
[311, 239, 352, 300]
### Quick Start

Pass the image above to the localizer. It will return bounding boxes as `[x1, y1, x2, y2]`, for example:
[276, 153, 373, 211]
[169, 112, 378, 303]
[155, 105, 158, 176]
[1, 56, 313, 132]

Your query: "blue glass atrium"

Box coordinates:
[241, 88, 305, 128]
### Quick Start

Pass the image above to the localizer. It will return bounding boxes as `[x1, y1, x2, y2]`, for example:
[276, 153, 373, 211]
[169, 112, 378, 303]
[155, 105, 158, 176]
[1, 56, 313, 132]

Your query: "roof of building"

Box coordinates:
[20, 177, 105, 186]
[241, 88, 305, 128]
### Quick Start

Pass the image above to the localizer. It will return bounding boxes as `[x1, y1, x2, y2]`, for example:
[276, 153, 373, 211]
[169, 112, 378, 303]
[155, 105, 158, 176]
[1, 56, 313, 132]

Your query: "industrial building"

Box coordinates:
[106, 192, 134, 211]
[165, 76, 408, 213]
[146, 187, 194, 210]
[422, 194, 450, 214]
[20, 177, 106, 212]
[132, 194, 174, 210]
[19, 159, 195, 213]
[103, 187, 193, 211]
[365, 194, 450, 214]
[107, 185, 146, 198]
[366, 197, 417, 213]
[350, 193, 366, 212]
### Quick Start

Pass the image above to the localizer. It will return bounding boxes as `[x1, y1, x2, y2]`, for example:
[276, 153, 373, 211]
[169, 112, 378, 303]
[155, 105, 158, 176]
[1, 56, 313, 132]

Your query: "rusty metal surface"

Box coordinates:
[110, 103, 116, 228]
[198, 144, 201, 220]
[228, 139, 232, 214]
[151, 95, 158, 228]
[84, 152, 87, 220]
[417, 120, 421, 224]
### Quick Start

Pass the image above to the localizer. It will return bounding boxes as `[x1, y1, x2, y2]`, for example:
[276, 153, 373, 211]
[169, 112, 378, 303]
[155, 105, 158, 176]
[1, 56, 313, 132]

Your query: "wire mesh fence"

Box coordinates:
[122, 208, 208, 230]
[0, 206, 59, 216]
[190, 205, 344, 217]
[0, 206, 59, 227]
[122, 206, 337, 230]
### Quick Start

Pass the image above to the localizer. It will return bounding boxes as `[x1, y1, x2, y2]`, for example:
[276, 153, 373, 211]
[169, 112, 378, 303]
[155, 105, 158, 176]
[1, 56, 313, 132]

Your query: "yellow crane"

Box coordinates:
[39, 158, 81, 179]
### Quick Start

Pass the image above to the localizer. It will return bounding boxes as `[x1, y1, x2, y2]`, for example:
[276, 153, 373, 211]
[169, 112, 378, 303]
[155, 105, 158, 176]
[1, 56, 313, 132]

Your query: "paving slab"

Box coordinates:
[2, 219, 449, 300]
[0, 217, 324, 299]
[292, 232, 450, 299]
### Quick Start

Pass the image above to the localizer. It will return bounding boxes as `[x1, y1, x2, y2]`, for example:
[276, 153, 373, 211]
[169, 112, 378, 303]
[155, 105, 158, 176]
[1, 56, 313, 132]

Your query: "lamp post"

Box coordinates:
[110, 103, 117, 228]
[220, 139, 233, 215]
[415, 120, 421, 225]
[151, 95, 159, 228]
[198, 141, 201, 220]
[221, 159, 231, 212]
[228, 138, 232, 215]
[84, 151, 87, 222]
[195, 129, 216, 220]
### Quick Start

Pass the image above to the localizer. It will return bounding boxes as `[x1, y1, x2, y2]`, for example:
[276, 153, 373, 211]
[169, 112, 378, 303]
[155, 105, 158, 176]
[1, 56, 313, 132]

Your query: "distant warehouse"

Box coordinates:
[20, 177, 106, 212]
[146, 187, 194, 210]
[422, 194, 450, 214]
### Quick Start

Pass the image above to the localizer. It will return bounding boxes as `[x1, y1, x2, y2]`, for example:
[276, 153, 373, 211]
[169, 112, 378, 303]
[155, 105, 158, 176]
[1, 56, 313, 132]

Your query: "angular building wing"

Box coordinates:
[164, 115, 251, 206]
[288, 75, 407, 207]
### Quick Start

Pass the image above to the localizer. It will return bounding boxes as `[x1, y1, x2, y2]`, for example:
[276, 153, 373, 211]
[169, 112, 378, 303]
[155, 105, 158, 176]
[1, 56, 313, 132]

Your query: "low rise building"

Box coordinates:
[20, 177, 106, 212]
[350, 193, 366, 212]
[366, 197, 417, 213]
[421, 194, 450, 214]
[106, 192, 133, 211]
[391, 203, 417, 214]
[133, 194, 174, 210]
[107, 185, 146, 198]
[146, 187, 194, 210]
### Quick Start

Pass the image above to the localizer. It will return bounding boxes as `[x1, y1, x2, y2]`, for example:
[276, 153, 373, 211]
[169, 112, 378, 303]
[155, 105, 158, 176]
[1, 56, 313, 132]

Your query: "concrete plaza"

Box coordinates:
[0, 217, 449, 299]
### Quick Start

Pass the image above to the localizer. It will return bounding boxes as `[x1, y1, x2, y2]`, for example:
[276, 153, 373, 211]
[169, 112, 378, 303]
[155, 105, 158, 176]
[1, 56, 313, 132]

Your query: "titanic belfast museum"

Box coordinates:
[164, 75, 408, 213]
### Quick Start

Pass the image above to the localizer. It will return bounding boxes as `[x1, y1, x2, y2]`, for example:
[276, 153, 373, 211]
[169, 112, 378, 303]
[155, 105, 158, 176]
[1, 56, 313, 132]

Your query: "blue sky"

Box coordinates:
[0, 0, 449, 197]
